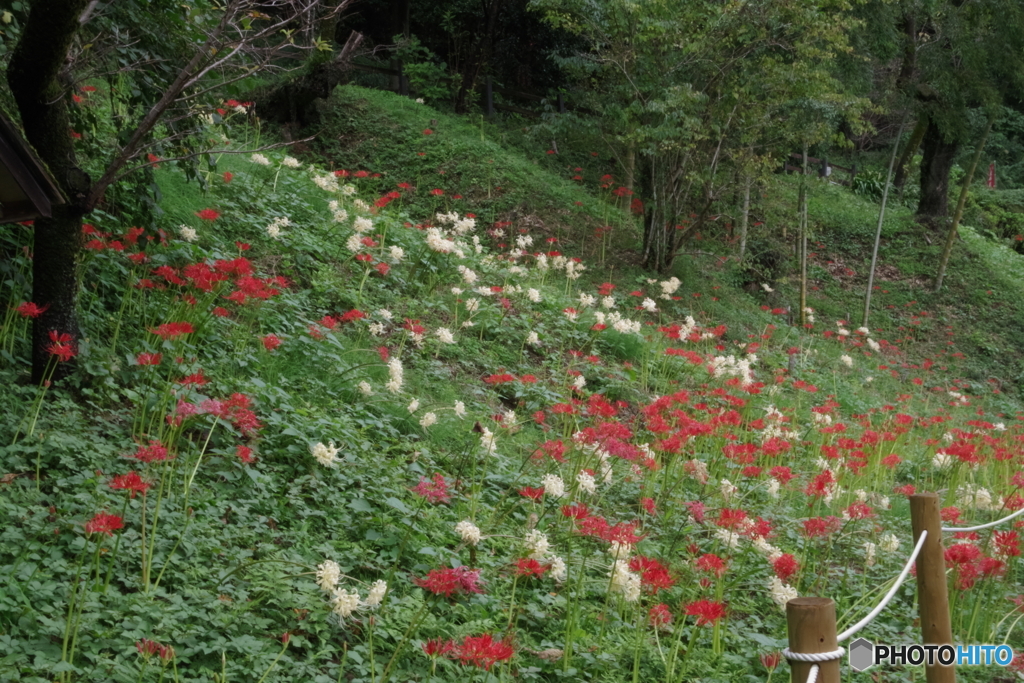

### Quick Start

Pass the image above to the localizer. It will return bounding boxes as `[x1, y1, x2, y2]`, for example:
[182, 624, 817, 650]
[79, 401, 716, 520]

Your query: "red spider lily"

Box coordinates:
[515, 558, 549, 578]
[761, 652, 783, 671]
[995, 530, 1021, 558]
[214, 257, 254, 276]
[355, 254, 373, 262]
[177, 371, 209, 386]
[696, 553, 728, 577]
[223, 172, 233, 183]
[684, 500, 706, 523]
[805, 470, 835, 497]
[236, 445, 255, 464]
[894, 484, 916, 496]
[422, 638, 454, 658]
[47, 330, 77, 361]
[845, 502, 874, 520]
[136, 639, 174, 661]
[430, 188, 444, 196]
[743, 516, 773, 539]
[208, 393, 262, 437]
[532, 440, 566, 463]
[152, 265, 185, 285]
[772, 554, 799, 582]
[262, 334, 282, 351]
[598, 520, 645, 545]
[561, 503, 589, 519]
[354, 170, 369, 178]
[411, 473, 451, 504]
[150, 322, 194, 339]
[136, 352, 162, 366]
[124, 226, 144, 244]
[195, 208, 220, 221]
[85, 512, 124, 536]
[769, 466, 794, 484]
[649, 603, 673, 629]
[802, 516, 842, 538]
[414, 566, 484, 597]
[449, 634, 514, 670]
[629, 556, 675, 593]
[684, 599, 727, 626]
[641, 497, 657, 515]
[715, 508, 747, 530]
[422, 128, 433, 135]
[129, 440, 170, 463]
[518, 486, 545, 501]
[109, 472, 151, 498]
[940, 506, 962, 524]
[375, 262, 391, 276]
[15, 302, 48, 318]
[339, 309, 366, 324]
[403, 318, 426, 335]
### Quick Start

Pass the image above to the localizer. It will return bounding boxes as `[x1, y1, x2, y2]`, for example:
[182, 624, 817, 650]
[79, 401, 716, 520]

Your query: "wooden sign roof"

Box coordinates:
[0, 110, 65, 224]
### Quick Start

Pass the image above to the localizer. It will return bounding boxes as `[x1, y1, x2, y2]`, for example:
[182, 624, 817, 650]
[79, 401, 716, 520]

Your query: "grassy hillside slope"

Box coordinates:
[1, 86, 1023, 683]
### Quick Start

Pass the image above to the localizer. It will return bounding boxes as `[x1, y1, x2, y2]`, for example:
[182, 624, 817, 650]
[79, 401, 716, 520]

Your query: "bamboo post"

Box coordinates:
[863, 114, 909, 327]
[786, 598, 840, 683]
[910, 493, 956, 683]
[934, 118, 993, 292]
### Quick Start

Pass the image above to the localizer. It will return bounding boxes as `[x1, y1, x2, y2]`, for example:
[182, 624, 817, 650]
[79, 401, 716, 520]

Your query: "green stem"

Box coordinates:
[59, 540, 92, 682]
[378, 601, 429, 683]
[255, 637, 291, 683]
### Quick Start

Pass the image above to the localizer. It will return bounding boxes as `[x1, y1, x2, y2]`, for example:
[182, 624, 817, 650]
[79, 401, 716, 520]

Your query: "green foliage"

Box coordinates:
[394, 35, 454, 104]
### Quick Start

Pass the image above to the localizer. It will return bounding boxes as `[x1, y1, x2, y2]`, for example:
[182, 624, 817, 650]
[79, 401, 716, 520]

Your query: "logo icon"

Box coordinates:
[849, 638, 874, 671]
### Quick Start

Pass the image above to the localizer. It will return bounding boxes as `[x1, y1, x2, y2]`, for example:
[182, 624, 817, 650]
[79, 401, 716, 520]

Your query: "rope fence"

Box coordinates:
[780, 489, 1024, 683]
[835, 530, 927, 643]
[940, 504, 1024, 532]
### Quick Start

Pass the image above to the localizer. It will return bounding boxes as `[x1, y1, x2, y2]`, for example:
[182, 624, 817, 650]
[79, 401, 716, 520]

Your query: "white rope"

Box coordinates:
[835, 529, 927, 642]
[782, 647, 845, 662]
[941, 505, 1024, 532]
[806, 664, 820, 683]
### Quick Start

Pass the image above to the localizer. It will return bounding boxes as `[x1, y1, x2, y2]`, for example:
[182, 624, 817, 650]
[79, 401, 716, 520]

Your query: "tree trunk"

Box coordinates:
[7, 0, 92, 382]
[455, 0, 502, 113]
[916, 117, 960, 227]
[30, 210, 85, 381]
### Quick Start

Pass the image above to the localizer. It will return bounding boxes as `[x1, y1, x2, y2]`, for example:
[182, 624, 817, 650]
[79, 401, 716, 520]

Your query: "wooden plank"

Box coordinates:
[0, 131, 52, 222]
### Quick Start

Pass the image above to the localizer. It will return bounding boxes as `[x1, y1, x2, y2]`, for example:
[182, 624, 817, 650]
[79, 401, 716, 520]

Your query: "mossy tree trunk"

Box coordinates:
[916, 116, 960, 228]
[7, 0, 92, 383]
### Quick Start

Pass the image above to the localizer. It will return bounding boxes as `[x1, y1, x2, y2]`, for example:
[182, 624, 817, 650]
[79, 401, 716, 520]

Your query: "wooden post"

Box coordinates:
[485, 76, 494, 117]
[910, 493, 956, 683]
[785, 598, 840, 683]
